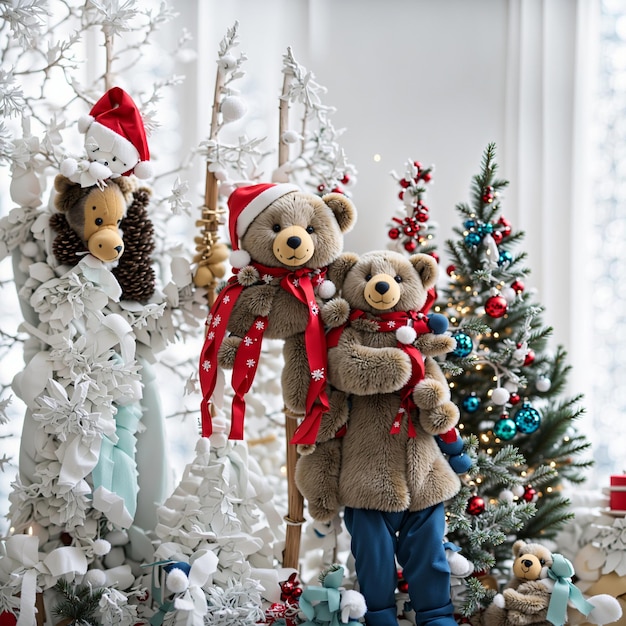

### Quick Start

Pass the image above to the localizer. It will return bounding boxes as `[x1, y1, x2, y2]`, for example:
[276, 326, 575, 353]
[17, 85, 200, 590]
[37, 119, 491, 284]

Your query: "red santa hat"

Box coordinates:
[78, 87, 152, 179]
[228, 182, 299, 267]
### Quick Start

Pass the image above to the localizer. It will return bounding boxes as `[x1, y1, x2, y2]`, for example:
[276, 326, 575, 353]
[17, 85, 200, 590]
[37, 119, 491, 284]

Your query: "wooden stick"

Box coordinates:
[278, 60, 305, 571]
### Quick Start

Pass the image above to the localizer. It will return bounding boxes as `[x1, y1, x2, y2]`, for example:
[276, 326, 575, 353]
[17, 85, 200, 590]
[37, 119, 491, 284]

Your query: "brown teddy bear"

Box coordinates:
[49, 174, 156, 301]
[198, 182, 356, 442]
[483, 540, 622, 626]
[296, 249, 461, 626]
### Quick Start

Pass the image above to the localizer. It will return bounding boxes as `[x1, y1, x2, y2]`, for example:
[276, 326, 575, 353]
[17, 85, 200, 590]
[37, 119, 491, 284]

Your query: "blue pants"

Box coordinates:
[344, 503, 456, 626]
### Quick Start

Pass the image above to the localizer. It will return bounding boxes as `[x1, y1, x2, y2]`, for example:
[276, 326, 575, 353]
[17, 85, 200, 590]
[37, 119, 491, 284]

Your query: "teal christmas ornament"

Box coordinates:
[464, 232, 481, 247]
[462, 393, 481, 413]
[452, 332, 472, 357]
[494, 416, 517, 440]
[498, 250, 513, 266]
[514, 401, 541, 434]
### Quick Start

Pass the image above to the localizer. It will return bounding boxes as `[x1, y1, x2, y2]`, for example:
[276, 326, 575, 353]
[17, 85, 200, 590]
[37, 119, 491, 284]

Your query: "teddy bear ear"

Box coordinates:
[512, 539, 528, 557]
[53, 174, 88, 213]
[321, 192, 357, 234]
[409, 253, 438, 290]
[110, 175, 136, 203]
[328, 252, 359, 290]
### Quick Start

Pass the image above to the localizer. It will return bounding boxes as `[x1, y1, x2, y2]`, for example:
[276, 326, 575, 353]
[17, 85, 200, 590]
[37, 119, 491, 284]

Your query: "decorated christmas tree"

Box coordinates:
[433, 143, 593, 614]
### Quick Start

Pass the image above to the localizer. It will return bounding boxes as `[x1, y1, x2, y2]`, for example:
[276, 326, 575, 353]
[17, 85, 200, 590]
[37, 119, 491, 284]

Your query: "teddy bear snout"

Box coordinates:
[375, 281, 390, 294]
[521, 559, 534, 568]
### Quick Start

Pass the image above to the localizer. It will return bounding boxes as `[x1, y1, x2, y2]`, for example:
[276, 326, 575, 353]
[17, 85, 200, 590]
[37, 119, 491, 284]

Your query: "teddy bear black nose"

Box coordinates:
[375, 281, 390, 295]
[287, 236, 302, 250]
[114, 245, 123, 253]
[521, 559, 533, 568]
[103, 161, 108, 166]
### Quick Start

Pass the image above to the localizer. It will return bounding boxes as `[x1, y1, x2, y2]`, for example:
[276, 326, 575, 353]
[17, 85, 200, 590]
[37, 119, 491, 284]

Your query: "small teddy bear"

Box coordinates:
[51, 173, 135, 264]
[199, 182, 356, 443]
[296, 249, 461, 626]
[483, 539, 622, 626]
[49, 174, 156, 301]
[61, 87, 152, 188]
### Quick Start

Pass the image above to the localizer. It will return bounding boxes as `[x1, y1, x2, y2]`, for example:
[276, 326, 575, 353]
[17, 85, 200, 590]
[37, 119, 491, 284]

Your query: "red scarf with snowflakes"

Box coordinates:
[199, 263, 329, 444]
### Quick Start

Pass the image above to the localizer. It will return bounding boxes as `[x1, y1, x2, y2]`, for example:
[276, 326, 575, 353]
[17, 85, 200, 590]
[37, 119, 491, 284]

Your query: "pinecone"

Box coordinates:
[50, 212, 86, 266]
[113, 187, 156, 302]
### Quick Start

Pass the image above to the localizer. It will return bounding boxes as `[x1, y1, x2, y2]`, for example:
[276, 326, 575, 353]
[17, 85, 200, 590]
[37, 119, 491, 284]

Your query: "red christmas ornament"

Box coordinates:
[485, 295, 508, 318]
[0, 613, 17, 626]
[388, 228, 400, 240]
[466, 495, 486, 515]
[341, 173, 351, 185]
[430, 252, 439, 262]
[413, 160, 423, 170]
[331, 186, 343, 194]
[421, 171, 432, 182]
[492, 231, 503, 244]
[403, 225, 416, 236]
[524, 349, 535, 366]
[136, 589, 150, 603]
[446, 264, 456, 276]
[511, 279, 525, 294]
[317, 184, 326, 193]
[400, 178, 411, 188]
[416, 210, 429, 223]
[404, 240, 418, 253]
[398, 579, 409, 593]
[509, 392, 521, 405]
[523, 486, 537, 502]
[398, 191, 405, 200]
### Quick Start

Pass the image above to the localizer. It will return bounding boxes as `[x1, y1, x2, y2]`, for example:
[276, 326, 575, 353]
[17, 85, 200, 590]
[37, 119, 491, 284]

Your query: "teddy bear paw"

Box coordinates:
[321, 297, 351, 328]
[217, 336, 242, 369]
[419, 401, 460, 436]
[413, 378, 449, 410]
[414, 333, 457, 357]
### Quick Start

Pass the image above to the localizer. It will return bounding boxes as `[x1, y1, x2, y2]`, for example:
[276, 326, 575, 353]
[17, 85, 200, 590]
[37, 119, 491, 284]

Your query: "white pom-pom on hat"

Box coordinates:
[317, 280, 336, 300]
[340, 589, 367, 620]
[166, 568, 189, 594]
[396, 325, 417, 345]
[230, 248, 251, 268]
[78, 114, 95, 134]
[133, 160, 153, 180]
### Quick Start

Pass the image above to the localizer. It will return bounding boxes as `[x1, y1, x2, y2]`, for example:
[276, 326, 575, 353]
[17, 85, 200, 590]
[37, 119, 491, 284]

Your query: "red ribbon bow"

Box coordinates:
[199, 263, 329, 444]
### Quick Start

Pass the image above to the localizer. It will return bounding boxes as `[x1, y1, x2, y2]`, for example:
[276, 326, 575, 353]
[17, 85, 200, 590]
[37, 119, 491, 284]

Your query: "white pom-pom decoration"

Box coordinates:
[536, 377, 551, 392]
[512, 484, 525, 498]
[217, 54, 237, 73]
[340, 589, 367, 621]
[92, 538, 112, 556]
[21, 241, 39, 258]
[501, 286, 517, 303]
[499, 489, 515, 503]
[60, 158, 78, 178]
[221, 96, 247, 123]
[133, 161, 153, 180]
[317, 280, 336, 300]
[166, 568, 190, 594]
[83, 569, 107, 588]
[281, 130, 300, 144]
[396, 325, 417, 345]
[230, 249, 251, 268]
[491, 387, 510, 406]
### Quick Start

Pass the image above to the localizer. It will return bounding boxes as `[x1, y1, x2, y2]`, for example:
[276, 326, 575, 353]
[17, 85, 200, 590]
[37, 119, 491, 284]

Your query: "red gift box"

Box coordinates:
[609, 475, 626, 511]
